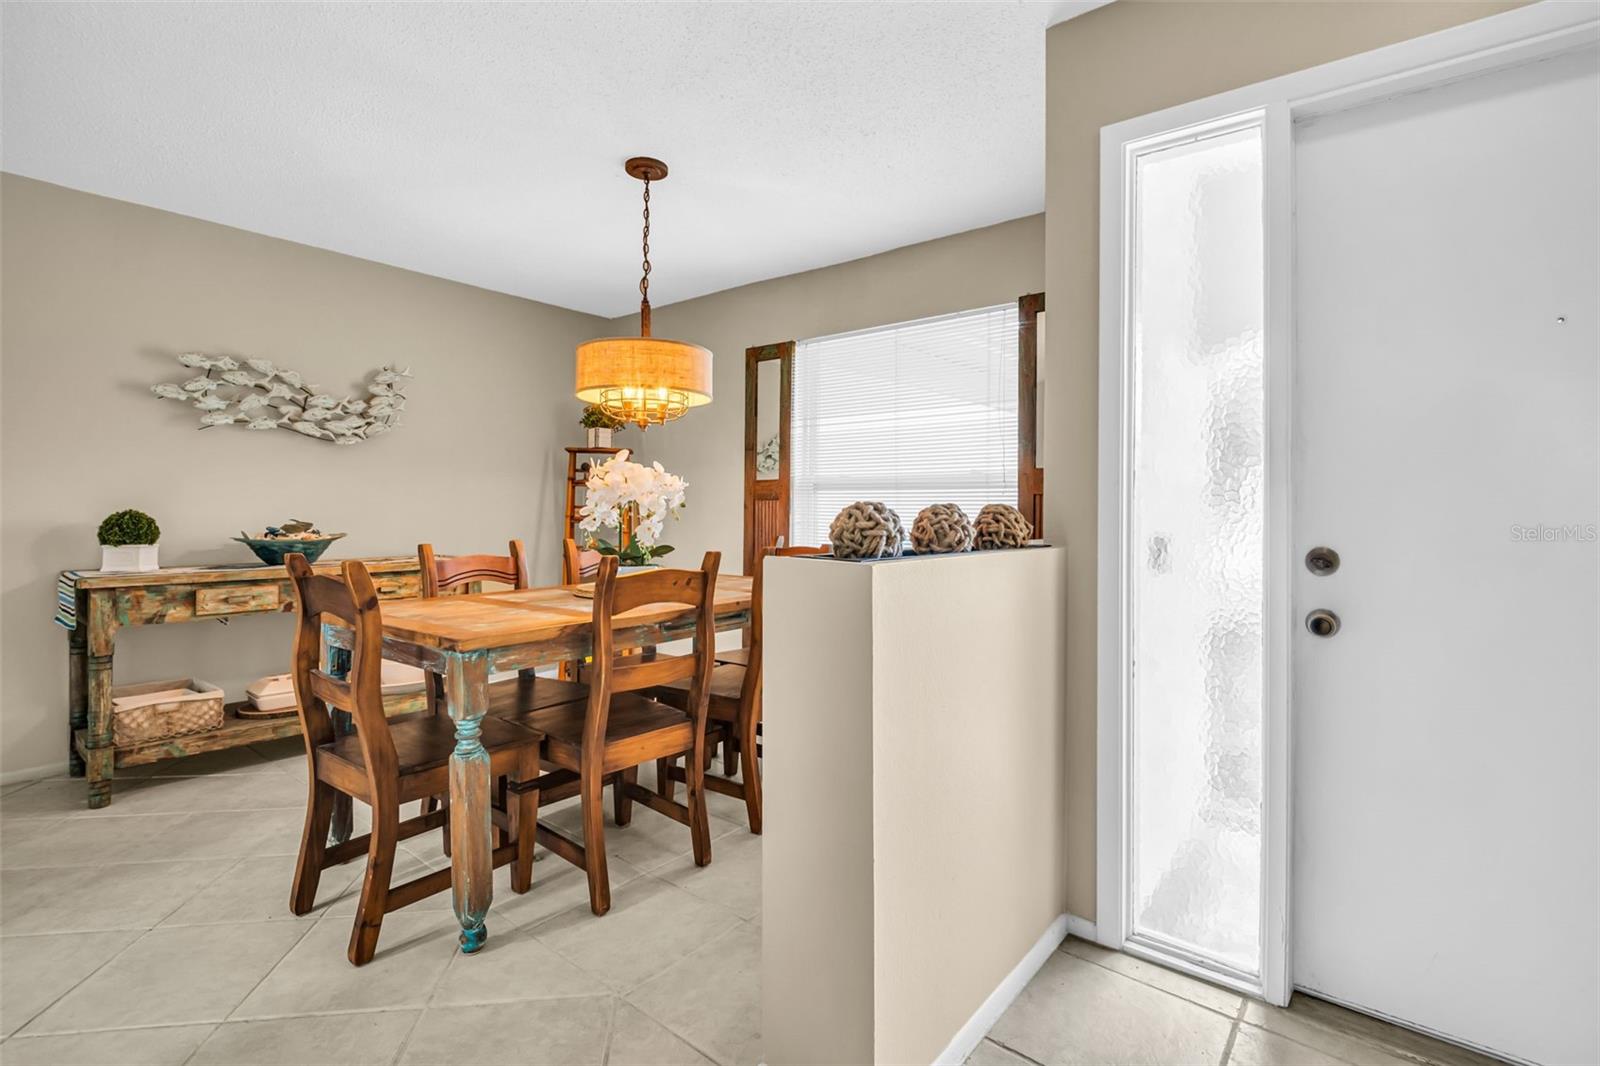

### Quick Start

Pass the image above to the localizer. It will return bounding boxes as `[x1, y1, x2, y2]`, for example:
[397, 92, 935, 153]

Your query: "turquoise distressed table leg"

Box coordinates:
[324, 631, 354, 846]
[444, 651, 493, 953]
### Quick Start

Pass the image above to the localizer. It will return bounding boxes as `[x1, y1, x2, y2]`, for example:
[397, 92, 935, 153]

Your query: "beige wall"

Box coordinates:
[1043, 1, 1527, 919]
[0, 174, 608, 779]
[607, 214, 1045, 571]
[0, 179, 1040, 783]
[763, 548, 1067, 1065]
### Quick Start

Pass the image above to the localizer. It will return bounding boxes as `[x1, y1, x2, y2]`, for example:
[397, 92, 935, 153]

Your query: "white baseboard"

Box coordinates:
[932, 913, 1069, 1066]
[1063, 913, 1098, 944]
[1, 761, 64, 787]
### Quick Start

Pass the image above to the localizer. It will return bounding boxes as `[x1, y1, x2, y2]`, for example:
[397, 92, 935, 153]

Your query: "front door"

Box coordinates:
[1292, 45, 1598, 1065]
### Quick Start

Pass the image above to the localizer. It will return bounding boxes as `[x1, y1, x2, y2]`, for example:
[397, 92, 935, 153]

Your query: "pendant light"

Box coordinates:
[575, 157, 713, 429]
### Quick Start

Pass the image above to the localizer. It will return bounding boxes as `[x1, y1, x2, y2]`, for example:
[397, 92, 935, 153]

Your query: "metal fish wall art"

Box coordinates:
[151, 354, 412, 445]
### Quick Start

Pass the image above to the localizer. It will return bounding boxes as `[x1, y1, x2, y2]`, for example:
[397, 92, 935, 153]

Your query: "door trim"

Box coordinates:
[744, 341, 794, 575]
[1096, 0, 1599, 1007]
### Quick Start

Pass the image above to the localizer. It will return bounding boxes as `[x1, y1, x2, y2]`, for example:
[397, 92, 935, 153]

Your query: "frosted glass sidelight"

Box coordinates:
[1128, 124, 1265, 976]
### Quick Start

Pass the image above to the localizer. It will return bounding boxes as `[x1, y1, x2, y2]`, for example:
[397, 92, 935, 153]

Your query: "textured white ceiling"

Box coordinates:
[1, 1, 1100, 316]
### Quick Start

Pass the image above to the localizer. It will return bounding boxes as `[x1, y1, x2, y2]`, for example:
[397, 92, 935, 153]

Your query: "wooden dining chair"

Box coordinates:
[509, 552, 720, 916]
[560, 538, 605, 682]
[284, 554, 542, 965]
[655, 543, 812, 834]
[417, 540, 589, 715]
[713, 541, 828, 668]
[562, 537, 603, 584]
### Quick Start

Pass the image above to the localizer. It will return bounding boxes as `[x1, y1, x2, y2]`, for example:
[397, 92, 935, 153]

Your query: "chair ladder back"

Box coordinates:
[584, 554, 721, 745]
[562, 538, 603, 585]
[285, 554, 397, 788]
[609, 650, 696, 694]
[607, 566, 707, 616]
[418, 540, 529, 598]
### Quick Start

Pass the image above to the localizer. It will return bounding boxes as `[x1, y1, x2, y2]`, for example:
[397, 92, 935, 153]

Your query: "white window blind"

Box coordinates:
[791, 303, 1019, 548]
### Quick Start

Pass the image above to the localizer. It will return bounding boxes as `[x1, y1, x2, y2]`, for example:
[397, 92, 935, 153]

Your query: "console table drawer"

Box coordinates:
[195, 584, 281, 617]
[373, 574, 420, 600]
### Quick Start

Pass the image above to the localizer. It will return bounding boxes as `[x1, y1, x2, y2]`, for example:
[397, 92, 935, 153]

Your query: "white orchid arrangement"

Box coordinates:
[151, 353, 411, 445]
[577, 449, 688, 566]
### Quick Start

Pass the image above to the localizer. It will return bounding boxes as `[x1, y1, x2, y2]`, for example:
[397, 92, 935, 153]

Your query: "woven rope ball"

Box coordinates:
[973, 503, 1033, 550]
[910, 503, 974, 554]
[829, 501, 905, 560]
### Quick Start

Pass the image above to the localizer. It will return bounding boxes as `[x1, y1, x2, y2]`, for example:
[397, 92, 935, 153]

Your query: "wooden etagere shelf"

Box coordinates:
[564, 445, 633, 549]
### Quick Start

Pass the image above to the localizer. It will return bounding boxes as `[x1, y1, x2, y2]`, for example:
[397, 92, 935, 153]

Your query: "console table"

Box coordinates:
[59, 557, 424, 809]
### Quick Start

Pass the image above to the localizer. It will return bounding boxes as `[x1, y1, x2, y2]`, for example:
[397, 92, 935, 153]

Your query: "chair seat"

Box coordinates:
[654, 662, 746, 712]
[519, 693, 694, 773]
[319, 713, 540, 780]
[487, 675, 589, 716]
[714, 648, 750, 667]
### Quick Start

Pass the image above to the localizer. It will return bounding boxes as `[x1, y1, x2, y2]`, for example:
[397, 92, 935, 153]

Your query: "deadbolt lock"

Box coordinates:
[1305, 546, 1341, 575]
[1305, 609, 1341, 638]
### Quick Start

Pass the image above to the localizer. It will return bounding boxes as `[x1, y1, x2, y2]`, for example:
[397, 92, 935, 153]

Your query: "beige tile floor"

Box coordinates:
[1, 743, 1503, 1066]
[971, 941, 1507, 1066]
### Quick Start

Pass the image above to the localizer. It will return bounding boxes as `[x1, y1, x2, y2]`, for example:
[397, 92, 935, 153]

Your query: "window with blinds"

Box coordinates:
[790, 303, 1019, 548]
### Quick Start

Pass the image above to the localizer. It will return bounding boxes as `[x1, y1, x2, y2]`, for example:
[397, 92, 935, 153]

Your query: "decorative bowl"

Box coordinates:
[234, 533, 347, 566]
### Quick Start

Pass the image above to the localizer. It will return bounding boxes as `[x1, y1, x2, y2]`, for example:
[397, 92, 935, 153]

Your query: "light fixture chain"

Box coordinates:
[639, 178, 651, 305]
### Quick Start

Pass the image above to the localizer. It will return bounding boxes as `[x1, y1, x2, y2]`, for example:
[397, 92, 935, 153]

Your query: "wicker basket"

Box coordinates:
[111, 678, 225, 745]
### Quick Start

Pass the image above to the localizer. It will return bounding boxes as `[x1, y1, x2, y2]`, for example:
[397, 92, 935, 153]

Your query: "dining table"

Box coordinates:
[321, 573, 753, 953]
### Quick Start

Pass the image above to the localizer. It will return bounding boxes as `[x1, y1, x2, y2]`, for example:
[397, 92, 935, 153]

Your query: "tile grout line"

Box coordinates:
[177, 1022, 223, 1066]
[7, 852, 255, 1039]
[207, 912, 320, 1030]
[987, 1036, 1051, 1066]
[617, 915, 754, 1066]
[390, 932, 469, 1066]
[13, 920, 316, 1041]
[1219, 1016, 1242, 1065]
[600, 994, 620, 1066]
[1257, 1014, 1449, 1066]
[1237, 1022, 1379, 1066]
[1059, 941, 1244, 1022]
[616, 875, 750, 996]
[11, 1018, 226, 1041]
[3, 929, 151, 1039]
[219, 991, 611, 1028]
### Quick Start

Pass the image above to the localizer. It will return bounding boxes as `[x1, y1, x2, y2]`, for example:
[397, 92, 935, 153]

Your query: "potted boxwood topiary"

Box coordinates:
[580, 403, 623, 448]
[98, 509, 161, 572]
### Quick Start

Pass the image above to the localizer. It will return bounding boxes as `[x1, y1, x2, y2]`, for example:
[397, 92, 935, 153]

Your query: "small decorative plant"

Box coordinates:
[580, 404, 623, 447]
[578, 449, 687, 567]
[580, 404, 623, 430]
[97, 509, 162, 572]
[98, 509, 161, 547]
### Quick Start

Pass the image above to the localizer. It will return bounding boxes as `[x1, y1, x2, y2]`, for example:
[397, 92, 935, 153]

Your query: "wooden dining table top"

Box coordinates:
[374, 574, 754, 652]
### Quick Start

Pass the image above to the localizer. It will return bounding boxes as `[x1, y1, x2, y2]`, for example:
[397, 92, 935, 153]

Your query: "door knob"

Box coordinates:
[1305, 609, 1341, 638]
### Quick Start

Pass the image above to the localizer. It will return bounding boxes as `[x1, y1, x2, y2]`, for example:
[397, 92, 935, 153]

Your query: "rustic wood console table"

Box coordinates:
[60, 557, 424, 809]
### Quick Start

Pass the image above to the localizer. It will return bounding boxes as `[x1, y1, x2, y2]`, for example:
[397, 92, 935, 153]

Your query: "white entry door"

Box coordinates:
[1292, 45, 1599, 1066]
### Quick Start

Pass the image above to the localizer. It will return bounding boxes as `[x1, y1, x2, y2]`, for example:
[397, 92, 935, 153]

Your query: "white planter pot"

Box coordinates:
[617, 564, 657, 575]
[101, 544, 159, 572]
[586, 427, 614, 448]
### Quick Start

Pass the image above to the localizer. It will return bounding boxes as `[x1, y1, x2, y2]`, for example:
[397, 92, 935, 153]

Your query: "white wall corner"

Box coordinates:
[1063, 912, 1098, 945]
